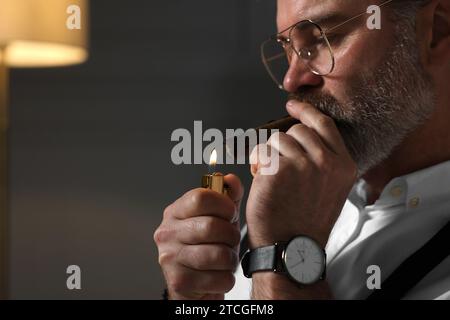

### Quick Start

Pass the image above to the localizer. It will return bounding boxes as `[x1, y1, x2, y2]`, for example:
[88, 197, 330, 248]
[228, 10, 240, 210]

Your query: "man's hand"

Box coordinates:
[154, 175, 244, 300]
[247, 101, 358, 299]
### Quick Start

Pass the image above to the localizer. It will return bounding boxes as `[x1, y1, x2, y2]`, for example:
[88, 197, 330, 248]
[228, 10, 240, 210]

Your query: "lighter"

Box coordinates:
[202, 150, 228, 196]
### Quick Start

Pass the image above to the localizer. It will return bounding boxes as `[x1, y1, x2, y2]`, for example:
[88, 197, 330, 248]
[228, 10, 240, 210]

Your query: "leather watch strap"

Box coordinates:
[242, 245, 278, 278]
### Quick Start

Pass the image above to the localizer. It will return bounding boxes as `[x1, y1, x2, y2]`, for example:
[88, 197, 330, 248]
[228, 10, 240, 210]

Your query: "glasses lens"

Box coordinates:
[261, 38, 290, 90]
[289, 21, 334, 76]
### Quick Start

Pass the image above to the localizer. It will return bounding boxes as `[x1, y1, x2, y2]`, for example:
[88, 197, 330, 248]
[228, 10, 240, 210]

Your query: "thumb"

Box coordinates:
[224, 174, 244, 205]
[224, 174, 244, 240]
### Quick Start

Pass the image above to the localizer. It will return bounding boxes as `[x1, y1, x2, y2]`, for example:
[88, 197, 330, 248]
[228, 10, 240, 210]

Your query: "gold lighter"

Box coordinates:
[202, 150, 228, 196]
[202, 172, 228, 195]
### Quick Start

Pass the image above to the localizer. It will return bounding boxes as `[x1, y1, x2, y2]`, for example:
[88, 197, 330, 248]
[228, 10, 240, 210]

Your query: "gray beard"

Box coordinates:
[289, 25, 435, 176]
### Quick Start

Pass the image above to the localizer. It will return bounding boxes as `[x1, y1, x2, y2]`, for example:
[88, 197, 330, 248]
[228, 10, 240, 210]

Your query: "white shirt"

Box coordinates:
[226, 161, 450, 300]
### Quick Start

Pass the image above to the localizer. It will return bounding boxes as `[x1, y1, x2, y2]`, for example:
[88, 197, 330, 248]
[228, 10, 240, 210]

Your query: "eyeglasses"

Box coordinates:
[261, 0, 394, 90]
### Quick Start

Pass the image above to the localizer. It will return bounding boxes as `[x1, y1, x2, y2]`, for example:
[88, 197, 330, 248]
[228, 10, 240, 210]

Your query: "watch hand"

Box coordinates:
[289, 260, 303, 269]
[297, 250, 305, 262]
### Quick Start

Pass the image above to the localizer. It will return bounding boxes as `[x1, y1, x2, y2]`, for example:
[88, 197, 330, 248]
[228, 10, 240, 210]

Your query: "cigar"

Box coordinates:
[224, 115, 300, 160]
[255, 115, 300, 132]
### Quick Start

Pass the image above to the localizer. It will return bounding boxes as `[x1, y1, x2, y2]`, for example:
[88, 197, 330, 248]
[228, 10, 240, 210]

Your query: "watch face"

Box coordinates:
[283, 236, 325, 285]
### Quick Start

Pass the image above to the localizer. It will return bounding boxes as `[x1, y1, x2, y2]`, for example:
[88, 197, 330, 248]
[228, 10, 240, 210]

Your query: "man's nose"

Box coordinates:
[282, 54, 322, 93]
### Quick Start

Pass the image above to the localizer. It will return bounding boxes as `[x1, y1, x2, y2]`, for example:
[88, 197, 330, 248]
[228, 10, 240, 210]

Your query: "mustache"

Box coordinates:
[287, 91, 310, 103]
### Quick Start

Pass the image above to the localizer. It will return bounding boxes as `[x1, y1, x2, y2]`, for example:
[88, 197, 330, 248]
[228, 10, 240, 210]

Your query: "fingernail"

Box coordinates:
[286, 100, 296, 110]
[231, 210, 240, 224]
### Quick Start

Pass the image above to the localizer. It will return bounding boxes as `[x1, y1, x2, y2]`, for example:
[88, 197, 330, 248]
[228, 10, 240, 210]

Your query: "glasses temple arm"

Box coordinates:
[326, 0, 394, 33]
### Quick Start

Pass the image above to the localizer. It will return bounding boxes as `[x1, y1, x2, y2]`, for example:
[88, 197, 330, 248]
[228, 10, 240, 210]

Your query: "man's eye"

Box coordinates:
[299, 47, 318, 60]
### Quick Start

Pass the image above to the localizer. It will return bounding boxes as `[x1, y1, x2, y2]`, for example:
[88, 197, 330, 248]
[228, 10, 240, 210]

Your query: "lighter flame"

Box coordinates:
[209, 149, 217, 166]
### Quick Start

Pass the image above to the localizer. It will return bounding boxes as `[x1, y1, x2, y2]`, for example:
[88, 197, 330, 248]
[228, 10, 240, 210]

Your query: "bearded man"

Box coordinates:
[154, 0, 450, 300]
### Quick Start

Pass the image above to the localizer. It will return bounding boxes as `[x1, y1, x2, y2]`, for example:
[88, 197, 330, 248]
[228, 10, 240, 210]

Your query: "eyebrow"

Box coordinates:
[277, 0, 394, 36]
[278, 12, 351, 36]
[310, 12, 352, 29]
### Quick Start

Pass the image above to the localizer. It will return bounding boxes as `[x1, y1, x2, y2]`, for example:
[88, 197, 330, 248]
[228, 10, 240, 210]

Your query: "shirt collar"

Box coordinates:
[349, 160, 450, 211]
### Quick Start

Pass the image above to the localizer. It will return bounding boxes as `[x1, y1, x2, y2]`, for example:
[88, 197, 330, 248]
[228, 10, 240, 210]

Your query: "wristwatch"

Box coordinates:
[241, 235, 326, 285]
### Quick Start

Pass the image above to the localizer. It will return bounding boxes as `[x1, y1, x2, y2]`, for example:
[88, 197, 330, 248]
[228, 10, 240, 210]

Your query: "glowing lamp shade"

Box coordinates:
[0, 0, 88, 68]
[0, 0, 89, 299]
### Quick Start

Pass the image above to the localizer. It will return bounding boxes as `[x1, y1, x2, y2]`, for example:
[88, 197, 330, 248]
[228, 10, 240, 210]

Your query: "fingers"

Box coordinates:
[250, 143, 275, 176]
[157, 174, 245, 300]
[176, 216, 241, 248]
[251, 124, 333, 171]
[286, 100, 347, 154]
[286, 124, 332, 164]
[223, 174, 244, 204]
[167, 188, 236, 221]
[266, 132, 305, 160]
[177, 244, 238, 272]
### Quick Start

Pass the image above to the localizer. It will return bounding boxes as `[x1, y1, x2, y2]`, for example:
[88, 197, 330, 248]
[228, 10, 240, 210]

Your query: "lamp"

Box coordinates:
[0, 0, 89, 299]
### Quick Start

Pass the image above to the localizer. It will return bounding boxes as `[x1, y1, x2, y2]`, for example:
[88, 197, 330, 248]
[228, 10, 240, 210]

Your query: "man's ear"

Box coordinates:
[418, 0, 450, 71]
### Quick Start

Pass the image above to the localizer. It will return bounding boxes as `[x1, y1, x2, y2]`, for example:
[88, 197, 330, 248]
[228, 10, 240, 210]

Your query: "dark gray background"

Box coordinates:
[9, 0, 286, 299]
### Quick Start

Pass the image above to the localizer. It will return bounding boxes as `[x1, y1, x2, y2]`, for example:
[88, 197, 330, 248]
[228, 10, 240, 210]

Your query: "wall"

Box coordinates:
[9, 0, 285, 299]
